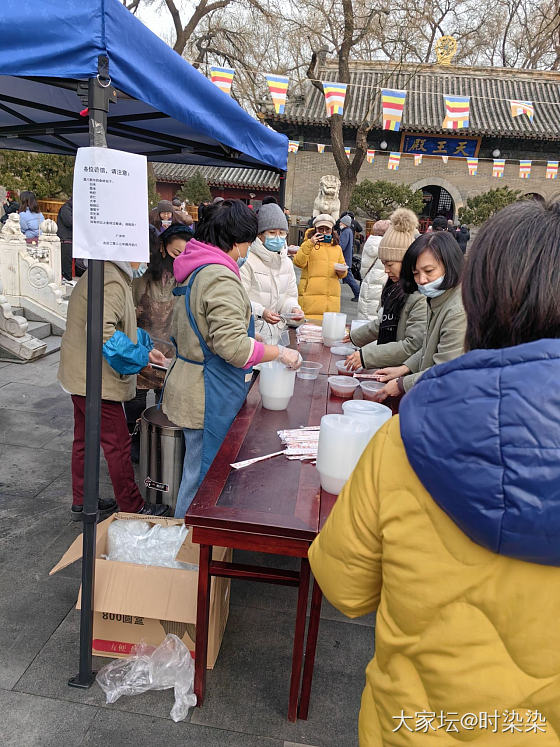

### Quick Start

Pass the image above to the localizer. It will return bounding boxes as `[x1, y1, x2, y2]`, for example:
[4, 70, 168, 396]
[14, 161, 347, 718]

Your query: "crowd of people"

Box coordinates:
[310, 197, 560, 744]
[50, 187, 559, 742]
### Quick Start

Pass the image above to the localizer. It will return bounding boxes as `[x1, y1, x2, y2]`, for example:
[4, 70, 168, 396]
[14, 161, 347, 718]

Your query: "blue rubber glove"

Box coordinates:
[102, 329, 153, 375]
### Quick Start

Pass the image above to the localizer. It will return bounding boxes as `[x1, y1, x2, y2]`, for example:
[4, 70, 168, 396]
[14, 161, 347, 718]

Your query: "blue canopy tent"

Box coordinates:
[0, 0, 287, 169]
[0, 0, 287, 690]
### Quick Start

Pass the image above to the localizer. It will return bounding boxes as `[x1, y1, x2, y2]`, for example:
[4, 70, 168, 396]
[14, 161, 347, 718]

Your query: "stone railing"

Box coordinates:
[0, 213, 69, 332]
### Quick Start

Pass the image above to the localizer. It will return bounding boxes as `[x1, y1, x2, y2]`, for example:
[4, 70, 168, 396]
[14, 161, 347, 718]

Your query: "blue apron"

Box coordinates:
[172, 264, 255, 481]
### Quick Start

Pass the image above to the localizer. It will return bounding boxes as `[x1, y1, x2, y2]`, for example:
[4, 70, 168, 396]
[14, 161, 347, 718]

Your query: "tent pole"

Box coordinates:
[69, 72, 111, 689]
[278, 170, 287, 209]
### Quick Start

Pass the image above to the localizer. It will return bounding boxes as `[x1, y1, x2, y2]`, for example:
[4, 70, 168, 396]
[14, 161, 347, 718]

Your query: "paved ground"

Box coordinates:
[0, 285, 370, 747]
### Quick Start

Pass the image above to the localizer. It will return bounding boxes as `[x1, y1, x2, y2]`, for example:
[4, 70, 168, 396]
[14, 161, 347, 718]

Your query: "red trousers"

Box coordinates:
[71, 394, 143, 512]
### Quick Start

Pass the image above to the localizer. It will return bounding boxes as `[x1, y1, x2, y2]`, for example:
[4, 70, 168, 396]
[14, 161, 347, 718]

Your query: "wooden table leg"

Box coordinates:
[194, 544, 212, 707]
[287, 556, 311, 722]
[298, 577, 323, 720]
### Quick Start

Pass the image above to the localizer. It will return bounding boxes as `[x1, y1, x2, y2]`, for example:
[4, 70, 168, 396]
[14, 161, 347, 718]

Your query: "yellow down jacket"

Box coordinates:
[309, 404, 560, 745]
[293, 228, 347, 318]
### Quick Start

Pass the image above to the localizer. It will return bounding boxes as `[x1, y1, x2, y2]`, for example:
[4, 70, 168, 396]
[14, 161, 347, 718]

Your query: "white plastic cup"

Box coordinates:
[259, 361, 296, 410]
[322, 312, 346, 345]
[316, 414, 370, 494]
[342, 400, 392, 438]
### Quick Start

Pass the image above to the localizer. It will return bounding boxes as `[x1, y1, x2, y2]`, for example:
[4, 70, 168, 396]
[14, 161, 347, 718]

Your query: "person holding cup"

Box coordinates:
[371, 230, 466, 400]
[309, 198, 560, 745]
[240, 202, 304, 344]
[293, 214, 348, 319]
[162, 200, 302, 518]
[344, 209, 426, 373]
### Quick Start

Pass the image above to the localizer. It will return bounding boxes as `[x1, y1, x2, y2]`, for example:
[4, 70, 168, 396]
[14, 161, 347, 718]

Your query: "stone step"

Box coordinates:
[27, 320, 52, 340]
[41, 335, 61, 356]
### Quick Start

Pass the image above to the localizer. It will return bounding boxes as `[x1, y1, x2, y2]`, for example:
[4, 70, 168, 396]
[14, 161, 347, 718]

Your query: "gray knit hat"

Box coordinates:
[156, 200, 173, 214]
[258, 202, 289, 233]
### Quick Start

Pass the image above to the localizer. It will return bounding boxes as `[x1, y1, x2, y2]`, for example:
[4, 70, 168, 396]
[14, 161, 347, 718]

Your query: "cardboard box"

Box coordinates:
[50, 513, 231, 667]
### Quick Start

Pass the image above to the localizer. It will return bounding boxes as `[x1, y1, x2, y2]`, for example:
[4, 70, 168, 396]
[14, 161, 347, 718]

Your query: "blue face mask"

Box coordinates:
[264, 236, 285, 253]
[417, 275, 445, 298]
[322, 234, 333, 243]
[237, 256, 247, 268]
[132, 263, 148, 279]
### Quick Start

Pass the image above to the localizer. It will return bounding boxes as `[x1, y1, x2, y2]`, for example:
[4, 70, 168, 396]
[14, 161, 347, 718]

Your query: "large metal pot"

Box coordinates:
[139, 405, 185, 511]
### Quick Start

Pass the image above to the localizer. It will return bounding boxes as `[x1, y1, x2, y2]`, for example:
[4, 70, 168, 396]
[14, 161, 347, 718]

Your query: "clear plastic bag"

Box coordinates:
[96, 634, 197, 722]
[104, 519, 198, 571]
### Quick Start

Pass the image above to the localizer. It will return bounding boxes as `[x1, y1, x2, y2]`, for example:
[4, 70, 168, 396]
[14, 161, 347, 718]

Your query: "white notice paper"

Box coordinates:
[73, 147, 149, 262]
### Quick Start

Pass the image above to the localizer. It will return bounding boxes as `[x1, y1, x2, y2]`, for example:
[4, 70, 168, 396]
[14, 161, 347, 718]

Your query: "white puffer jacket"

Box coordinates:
[357, 235, 386, 321]
[240, 237, 301, 344]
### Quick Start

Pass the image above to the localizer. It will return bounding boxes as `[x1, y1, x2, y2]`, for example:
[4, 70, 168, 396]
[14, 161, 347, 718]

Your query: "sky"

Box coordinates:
[135, 1, 187, 46]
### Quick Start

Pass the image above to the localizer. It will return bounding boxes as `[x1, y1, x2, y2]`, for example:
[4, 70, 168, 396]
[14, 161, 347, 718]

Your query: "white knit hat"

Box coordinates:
[313, 214, 335, 229]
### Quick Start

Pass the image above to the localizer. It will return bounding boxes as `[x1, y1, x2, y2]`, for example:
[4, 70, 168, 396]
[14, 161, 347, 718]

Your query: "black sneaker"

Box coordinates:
[136, 502, 171, 517]
[70, 498, 118, 522]
[351, 297, 359, 302]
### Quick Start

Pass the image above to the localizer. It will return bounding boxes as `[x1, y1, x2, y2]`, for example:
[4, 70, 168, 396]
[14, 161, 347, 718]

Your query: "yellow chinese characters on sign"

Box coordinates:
[401, 133, 481, 159]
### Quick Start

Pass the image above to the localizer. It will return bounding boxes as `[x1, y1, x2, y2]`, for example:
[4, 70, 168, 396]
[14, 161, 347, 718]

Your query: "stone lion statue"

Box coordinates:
[1, 212, 24, 239]
[313, 175, 341, 221]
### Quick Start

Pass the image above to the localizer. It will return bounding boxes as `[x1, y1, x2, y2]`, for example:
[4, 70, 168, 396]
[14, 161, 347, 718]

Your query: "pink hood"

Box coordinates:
[173, 238, 240, 283]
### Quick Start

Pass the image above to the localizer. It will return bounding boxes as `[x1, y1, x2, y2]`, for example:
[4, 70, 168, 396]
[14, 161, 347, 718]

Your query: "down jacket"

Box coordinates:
[293, 228, 347, 319]
[240, 237, 300, 344]
[357, 236, 386, 320]
[309, 338, 560, 746]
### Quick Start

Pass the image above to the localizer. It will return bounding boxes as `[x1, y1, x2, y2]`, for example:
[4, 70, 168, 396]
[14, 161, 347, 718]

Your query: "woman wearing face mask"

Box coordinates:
[58, 256, 171, 521]
[293, 214, 348, 319]
[124, 224, 192, 460]
[309, 198, 560, 747]
[373, 231, 466, 400]
[239, 203, 303, 344]
[149, 200, 193, 236]
[344, 209, 426, 373]
[162, 200, 302, 518]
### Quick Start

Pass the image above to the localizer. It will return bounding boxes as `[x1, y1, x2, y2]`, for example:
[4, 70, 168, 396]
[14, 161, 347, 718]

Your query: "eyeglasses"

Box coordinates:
[264, 230, 288, 239]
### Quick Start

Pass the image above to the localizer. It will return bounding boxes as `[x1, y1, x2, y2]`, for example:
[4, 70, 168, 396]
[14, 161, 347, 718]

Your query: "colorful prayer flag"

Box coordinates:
[441, 155, 449, 164]
[381, 89, 407, 131]
[344, 147, 351, 158]
[265, 74, 289, 114]
[467, 157, 478, 176]
[209, 66, 235, 95]
[323, 81, 348, 117]
[288, 140, 299, 153]
[317, 144, 325, 154]
[510, 100, 534, 122]
[493, 159, 505, 178]
[388, 152, 401, 171]
[442, 94, 470, 129]
[414, 154, 422, 166]
[366, 149, 375, 164]
[519, 160, 532, 179]
[546, 161, 559, 179]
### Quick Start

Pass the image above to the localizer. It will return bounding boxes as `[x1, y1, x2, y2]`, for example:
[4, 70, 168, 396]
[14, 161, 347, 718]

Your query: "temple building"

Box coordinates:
[152, 162, 279, 204]
[261, 55, 560, 224]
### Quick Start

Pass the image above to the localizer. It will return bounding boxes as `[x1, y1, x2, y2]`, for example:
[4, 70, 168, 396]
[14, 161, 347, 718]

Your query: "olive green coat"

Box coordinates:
[350, 292, 426, 369]
[58, 262, 138, 402]
[403, 285, 466, 392]
[162, 265, 254, 429]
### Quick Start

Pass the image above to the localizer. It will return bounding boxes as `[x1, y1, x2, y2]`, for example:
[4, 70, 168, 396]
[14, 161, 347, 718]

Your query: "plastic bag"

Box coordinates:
[104, 519, 198, 571]
[96, 634, 197, 722]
